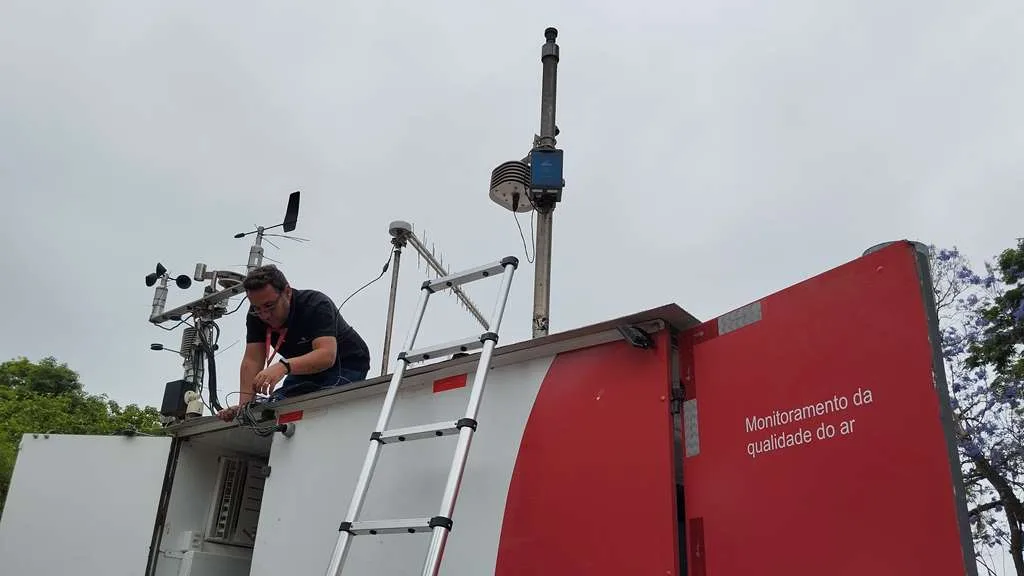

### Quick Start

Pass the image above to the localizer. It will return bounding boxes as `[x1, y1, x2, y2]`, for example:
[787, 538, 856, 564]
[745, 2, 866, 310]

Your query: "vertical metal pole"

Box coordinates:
[537, 27, 559, 151]
[150, 276, 169, 321]
[532, 27, 559, 339]
[381, 239, 405, 376]
[247, 227, 265, 271]
[532, 211, 553, 338]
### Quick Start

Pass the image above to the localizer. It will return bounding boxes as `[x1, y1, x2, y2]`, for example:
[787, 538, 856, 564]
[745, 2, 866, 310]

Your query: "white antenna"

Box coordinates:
[407, 231, 489, 327]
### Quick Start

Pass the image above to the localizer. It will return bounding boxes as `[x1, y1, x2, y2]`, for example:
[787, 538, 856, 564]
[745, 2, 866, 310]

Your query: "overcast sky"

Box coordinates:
[1, 0, 1020, 569]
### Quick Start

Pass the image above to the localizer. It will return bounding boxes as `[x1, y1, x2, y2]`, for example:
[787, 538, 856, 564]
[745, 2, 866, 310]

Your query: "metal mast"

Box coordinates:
[487, 27, 565, 339]
[531, 27, 561, 338]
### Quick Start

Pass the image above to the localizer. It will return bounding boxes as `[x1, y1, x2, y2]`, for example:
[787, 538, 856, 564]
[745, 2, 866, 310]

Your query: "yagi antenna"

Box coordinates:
[378, 221, 491, 376]
[407, 228, 489, 328]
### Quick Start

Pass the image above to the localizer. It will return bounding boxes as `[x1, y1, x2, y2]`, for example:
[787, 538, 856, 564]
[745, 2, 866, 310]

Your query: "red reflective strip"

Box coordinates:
[433, 374, 467, 393]
[277, 410, 303, 424]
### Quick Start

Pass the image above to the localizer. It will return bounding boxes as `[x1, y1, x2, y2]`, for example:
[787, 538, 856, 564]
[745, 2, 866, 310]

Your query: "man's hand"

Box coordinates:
[217, 405, 241, 422]
[253, 362, 288, 395]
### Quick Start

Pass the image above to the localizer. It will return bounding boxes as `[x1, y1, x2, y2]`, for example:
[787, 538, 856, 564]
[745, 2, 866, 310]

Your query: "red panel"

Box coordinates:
[277, 410, 303, 424]
[496, 332, 680, 575]
[433, 373, 467, 393]
[681, 242, 970, 575]
[688, 517, 706, 576]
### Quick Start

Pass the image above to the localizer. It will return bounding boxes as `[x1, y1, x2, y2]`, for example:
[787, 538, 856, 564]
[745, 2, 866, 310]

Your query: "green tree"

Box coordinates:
[967, 239, 1024, 382]
[931, 244, 1024, 574]
[0, 356, 83, 395]
[0, 356, 163, 520]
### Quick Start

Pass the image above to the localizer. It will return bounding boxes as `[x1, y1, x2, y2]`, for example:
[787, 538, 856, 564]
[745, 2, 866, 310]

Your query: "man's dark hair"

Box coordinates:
[243, 265, 289, 292]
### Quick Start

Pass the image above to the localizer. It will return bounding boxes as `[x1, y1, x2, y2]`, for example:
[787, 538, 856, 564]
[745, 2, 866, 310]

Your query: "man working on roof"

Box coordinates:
[217, 265, 371, 421]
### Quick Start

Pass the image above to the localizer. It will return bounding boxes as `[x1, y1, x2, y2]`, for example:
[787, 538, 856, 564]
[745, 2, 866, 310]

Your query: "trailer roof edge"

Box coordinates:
[167, 303, 700, 438]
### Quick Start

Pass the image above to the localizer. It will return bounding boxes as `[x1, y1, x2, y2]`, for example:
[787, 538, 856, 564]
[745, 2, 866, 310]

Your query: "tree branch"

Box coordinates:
[971, 499, 1006, 517]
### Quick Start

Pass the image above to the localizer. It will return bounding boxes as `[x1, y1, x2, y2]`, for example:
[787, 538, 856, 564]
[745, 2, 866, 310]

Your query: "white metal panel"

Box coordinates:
[248, 354, 555, 576]
[0, 433, 172, 576]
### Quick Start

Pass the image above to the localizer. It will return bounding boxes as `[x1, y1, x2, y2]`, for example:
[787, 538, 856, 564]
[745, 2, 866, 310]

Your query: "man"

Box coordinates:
[217, 265, 370, 421]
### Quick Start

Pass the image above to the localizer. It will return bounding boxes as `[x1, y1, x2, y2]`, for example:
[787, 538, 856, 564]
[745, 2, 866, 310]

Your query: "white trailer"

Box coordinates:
[0, 241, 979, 575]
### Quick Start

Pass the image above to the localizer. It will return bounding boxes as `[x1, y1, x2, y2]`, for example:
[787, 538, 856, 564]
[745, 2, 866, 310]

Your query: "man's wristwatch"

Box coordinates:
[280, 359, 291, 374]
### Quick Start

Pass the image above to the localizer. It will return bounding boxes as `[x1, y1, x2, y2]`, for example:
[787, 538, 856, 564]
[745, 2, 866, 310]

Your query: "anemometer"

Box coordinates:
[145, 192, 301, 423]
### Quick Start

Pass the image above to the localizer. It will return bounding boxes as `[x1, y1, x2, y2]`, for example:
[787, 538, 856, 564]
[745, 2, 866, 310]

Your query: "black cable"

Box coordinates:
[156, 314, 192, 331]
[511, 192, 536, 264]
[514, 211, 535, 264]
[337, 249, 394, 310]
[196, 324, 223, 411]
[222, 296, 248, 317]
[205, 341, 221, 412]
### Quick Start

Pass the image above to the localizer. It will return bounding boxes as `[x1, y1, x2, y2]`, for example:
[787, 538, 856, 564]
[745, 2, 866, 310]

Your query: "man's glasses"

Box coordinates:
[249, 293, 284, 316]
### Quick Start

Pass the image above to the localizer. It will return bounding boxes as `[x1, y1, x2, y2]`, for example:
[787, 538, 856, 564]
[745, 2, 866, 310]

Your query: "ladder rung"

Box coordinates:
[421, 257, 518, 293]
[378, 420, 460, 444]
[399, 333, 494, 364]
[342, 518, 433, 535]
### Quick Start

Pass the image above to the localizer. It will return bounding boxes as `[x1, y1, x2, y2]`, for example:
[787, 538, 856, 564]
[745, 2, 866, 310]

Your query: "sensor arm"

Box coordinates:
[149, 282, 247, 324]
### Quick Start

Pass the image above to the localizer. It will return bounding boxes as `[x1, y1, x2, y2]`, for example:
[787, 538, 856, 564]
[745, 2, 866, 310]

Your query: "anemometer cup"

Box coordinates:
[145, 262, 169, 287]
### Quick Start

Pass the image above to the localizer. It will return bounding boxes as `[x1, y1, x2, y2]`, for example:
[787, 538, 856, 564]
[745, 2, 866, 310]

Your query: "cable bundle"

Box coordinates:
[236, 400, 280, 437]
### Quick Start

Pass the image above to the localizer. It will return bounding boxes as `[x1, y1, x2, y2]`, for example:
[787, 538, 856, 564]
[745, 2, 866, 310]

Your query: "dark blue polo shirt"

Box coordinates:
[246, 288, 371, 376]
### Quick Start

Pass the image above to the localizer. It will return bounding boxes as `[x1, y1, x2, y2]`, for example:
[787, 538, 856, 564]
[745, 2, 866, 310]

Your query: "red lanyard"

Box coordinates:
[265, 327, 288, 368]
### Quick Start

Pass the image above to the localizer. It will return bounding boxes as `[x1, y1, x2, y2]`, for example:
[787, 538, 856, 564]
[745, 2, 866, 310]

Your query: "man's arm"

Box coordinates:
[283, 295, 338, 375]
[238, 311, 266, 403]
[239, 342, 266, 404]
[285, 336, 337, 375]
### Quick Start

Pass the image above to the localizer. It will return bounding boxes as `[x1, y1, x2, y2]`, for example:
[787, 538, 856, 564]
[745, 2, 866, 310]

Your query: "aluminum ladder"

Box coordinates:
[324, 255, 520, 576]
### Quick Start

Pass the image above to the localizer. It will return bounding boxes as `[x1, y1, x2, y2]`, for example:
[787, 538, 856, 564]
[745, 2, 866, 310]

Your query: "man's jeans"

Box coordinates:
[268, 365, 367, 402]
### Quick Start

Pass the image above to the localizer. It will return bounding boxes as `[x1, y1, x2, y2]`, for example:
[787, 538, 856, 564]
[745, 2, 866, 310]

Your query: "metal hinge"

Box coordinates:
[617, 324, 655, 349]
[670, 386, 684, 414]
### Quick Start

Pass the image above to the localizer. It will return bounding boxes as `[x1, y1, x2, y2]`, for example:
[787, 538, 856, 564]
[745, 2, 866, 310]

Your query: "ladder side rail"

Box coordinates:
[374, 286, 431, 434]
[325, 287, 432, 575]
[463, 258, 516, 421]
[420, 259, 518, 576]
[325, 255, 519, 576]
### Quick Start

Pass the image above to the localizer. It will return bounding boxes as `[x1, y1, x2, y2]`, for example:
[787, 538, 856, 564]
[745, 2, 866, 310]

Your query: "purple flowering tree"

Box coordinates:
[929, 242, 1024, 575]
